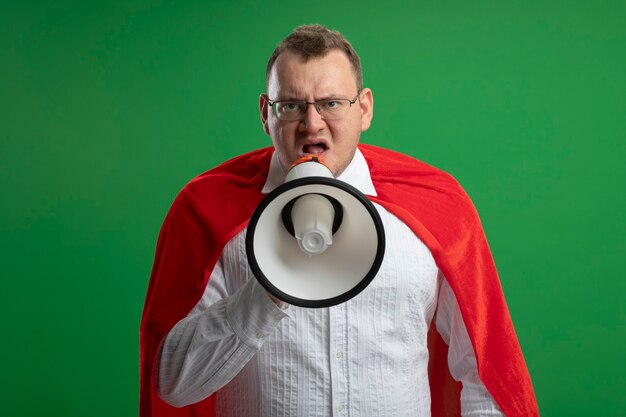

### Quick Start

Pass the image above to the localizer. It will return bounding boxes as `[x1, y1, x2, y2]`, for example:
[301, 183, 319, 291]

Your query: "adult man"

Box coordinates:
[140, 25, 539, 416]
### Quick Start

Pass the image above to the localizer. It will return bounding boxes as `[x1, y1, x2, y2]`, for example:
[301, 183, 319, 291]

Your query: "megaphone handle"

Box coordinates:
[281, 194, 344, 237]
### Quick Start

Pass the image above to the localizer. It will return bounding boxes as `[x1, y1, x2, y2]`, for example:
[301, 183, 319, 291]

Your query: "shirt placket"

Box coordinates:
[329, 303, 350, 416]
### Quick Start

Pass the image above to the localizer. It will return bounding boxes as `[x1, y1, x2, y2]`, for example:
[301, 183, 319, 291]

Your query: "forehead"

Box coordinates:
[268, 49, 357, 98]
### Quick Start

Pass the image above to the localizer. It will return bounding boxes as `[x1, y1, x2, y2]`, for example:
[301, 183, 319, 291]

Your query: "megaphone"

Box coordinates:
[246, 156, 385, 308]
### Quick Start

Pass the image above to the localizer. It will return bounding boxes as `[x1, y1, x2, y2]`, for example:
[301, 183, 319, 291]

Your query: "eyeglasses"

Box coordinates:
[266, 92, 361, 121]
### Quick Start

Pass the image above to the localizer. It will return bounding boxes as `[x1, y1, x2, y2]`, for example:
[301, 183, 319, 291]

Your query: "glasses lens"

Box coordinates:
[317, 99, 350, 120]
[272, 98, 353, 120]
[274, 102, 304, 120]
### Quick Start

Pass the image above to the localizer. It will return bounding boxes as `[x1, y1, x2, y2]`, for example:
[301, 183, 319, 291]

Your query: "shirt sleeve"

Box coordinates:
[156, 246, 289, 408]
[435, 272, 505, 417]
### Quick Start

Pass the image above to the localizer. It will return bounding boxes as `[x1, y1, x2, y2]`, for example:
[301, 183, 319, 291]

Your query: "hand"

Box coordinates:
[267, 292, 288, 309]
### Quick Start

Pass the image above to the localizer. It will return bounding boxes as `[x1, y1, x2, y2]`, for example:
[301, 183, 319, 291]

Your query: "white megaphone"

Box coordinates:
[246, 156, 385, 308]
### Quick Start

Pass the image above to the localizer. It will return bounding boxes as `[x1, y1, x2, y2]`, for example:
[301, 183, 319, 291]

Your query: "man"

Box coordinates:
[140, 25, 539, 416]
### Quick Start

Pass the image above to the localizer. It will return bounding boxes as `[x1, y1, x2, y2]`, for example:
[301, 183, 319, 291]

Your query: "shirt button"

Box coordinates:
[338, 404, 345, 411]
[336, 352, 343, 358]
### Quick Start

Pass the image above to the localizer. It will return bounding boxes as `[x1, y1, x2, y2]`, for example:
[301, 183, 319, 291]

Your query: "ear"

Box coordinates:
[358, 88, 374, 132]
[260, 94, 270, 135]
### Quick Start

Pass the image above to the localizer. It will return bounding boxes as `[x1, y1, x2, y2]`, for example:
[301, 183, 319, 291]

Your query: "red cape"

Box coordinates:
[140, 144, 539, 416]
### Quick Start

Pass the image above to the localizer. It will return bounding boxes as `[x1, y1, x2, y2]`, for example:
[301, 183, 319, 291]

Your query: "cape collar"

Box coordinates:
[261, 148, 378, 197]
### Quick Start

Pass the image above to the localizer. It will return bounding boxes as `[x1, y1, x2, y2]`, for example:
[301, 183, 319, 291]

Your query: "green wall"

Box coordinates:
[2, 1, 624, 415]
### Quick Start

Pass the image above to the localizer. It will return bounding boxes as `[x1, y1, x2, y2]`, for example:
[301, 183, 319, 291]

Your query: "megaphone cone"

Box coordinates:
[246, 157, 385, 308]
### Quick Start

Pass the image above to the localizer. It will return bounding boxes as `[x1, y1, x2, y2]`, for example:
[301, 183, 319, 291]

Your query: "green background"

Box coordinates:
[2, 1, 624, 415]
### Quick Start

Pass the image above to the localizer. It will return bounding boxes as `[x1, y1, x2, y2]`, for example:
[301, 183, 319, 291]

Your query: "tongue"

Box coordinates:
[303, 144, 326, 155]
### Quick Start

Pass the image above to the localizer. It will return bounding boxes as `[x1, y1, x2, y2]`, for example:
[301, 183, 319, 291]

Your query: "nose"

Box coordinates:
[298, 103, 326, 132]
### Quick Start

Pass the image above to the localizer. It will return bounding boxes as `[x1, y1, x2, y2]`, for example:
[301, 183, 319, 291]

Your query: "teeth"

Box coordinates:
[303, 144, 326, 155]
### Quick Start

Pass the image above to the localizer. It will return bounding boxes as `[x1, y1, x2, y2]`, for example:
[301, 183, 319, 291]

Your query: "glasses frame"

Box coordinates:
[266, 92, 361, 121]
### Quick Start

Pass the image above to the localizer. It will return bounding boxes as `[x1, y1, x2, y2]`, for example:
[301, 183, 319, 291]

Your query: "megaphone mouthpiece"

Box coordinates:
[286, 156, 334, 182]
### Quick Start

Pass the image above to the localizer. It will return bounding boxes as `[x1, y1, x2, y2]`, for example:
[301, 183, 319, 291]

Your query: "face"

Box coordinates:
[260, 49, 373, 177]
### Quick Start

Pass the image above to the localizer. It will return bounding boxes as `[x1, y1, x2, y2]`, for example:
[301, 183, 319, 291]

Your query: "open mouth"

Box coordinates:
[302, 143, 328, 156]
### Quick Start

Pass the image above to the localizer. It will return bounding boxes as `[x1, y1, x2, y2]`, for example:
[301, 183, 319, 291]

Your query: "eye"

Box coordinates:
[321, 100, 344, 111]
[279, 102, 301, 113]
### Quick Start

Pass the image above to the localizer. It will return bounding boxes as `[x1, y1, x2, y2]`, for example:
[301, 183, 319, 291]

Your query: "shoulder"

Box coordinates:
[166, 147, 273, 224]
[178, 147, 272, 201]
[360, 144, 481, 235]
[187, 147, 273, 192]
[359, 143, 468, 199]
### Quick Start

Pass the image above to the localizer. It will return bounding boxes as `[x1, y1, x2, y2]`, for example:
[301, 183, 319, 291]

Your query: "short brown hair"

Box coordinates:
[266, 24, 363, 91]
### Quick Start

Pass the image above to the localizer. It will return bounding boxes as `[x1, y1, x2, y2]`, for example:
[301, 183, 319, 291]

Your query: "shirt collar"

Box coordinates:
[261, 148, 378, 197]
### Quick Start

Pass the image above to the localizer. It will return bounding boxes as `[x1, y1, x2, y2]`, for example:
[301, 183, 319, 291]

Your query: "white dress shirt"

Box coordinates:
[158, 150, 504, 416]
